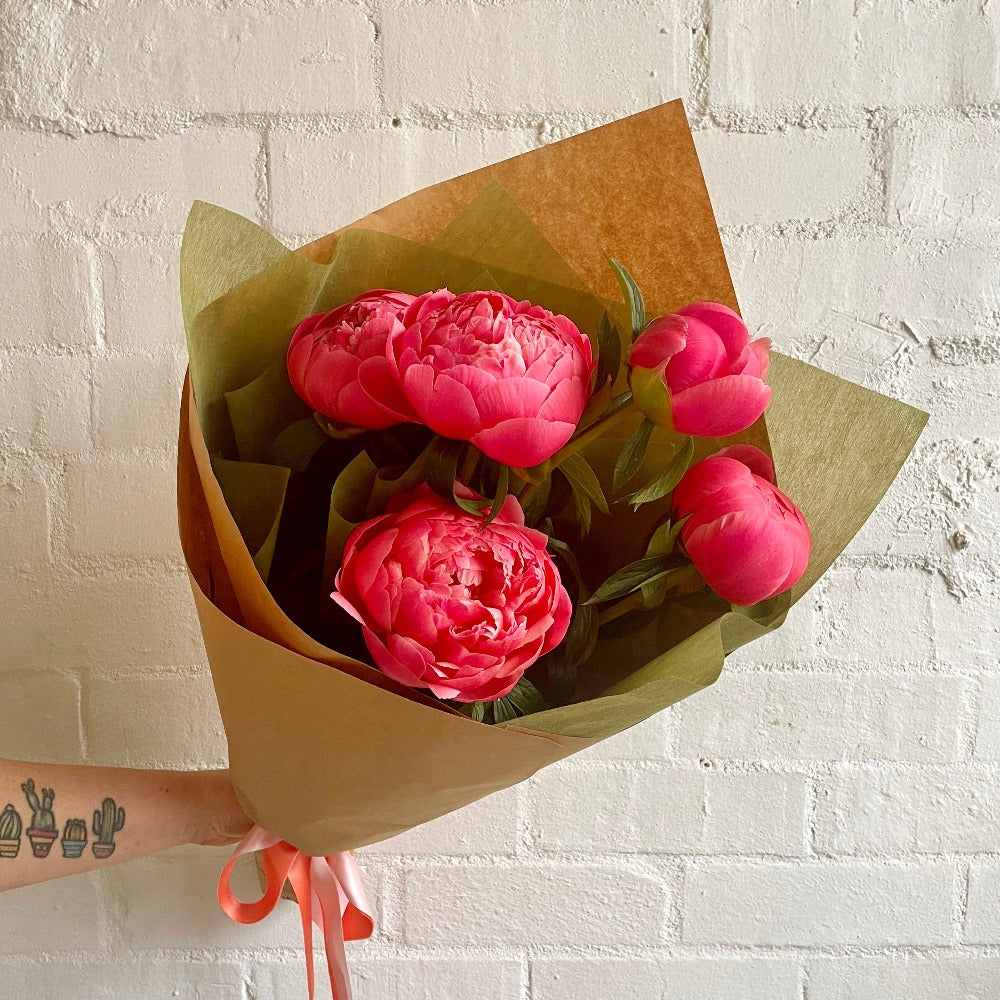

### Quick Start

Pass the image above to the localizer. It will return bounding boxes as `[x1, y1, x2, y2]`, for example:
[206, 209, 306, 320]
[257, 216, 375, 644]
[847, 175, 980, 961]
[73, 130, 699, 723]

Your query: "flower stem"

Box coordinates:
[459, 444, 480, 485]
[597, 591, 645, 626]
[517, 473, 547, 512]
[551, 402, 639, 469]
[596, 564, 705, 627]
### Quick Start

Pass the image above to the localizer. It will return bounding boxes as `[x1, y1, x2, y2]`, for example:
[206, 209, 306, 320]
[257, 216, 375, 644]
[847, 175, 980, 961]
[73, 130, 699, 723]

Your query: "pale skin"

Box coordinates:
[0, 759, 252, 892]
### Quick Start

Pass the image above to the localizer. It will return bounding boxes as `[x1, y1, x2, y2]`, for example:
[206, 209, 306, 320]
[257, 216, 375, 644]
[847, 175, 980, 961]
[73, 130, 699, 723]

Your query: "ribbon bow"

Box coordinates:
[218, 826, 374, 1000]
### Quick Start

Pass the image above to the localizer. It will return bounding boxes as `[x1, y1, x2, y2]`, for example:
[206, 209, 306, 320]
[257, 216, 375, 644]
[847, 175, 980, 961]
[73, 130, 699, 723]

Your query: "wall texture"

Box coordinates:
[1, 1, 998, 998]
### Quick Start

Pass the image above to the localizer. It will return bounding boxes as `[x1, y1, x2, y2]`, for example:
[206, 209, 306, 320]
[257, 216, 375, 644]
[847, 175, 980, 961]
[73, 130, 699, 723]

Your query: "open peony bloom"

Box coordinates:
[391, 290, 595, 468]
[332, 486, 572, 703]
[628, 302, 771, 437]
[287, 289, 421, 430]
[673, 445, 811, 607]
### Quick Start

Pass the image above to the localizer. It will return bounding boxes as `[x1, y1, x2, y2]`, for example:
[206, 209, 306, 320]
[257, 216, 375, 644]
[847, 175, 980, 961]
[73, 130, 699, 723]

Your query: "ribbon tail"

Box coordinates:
[287, 856, 318, 1000]
[311, 858, 353, 1000]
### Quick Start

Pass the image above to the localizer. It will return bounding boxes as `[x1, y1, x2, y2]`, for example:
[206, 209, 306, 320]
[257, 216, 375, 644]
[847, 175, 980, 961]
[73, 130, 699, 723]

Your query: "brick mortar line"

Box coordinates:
[10, 102, 1000, 142]
[9, 941, 1000, 964]
[357, 853, 980, 870]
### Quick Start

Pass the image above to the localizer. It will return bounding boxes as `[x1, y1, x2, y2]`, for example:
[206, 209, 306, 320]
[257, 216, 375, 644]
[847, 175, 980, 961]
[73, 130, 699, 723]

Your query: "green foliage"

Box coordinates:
[641, 515, 692, 608]
[423, 437, 464, 500]
[454, 464, 510, 526]
[588, 554, 673, 604]
[628, 435, 694, 509]
[538, 529, 598, 702]
[492, 677, 547, 725]
[613, 418, 654, 492]
[608, 258, 646, 341]
[465, 701, 487, 724]
[560, 453, 609, 536]
[462, 678, 547, 725]
[595, 312, 623, 391]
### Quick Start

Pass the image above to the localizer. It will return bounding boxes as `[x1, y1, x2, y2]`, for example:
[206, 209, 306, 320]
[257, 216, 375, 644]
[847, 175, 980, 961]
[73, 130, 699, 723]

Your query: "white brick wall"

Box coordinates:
[2, 1, 998, 998]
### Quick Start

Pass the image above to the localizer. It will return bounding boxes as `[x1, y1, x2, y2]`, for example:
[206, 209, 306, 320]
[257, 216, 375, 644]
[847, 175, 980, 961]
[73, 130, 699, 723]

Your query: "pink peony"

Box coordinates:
[672, 445, 811, 606]
[391, 290, 595, 468]
[332, 487, 572, 703]
[628, 302, 771, 437]
[286, 289, 420, 430]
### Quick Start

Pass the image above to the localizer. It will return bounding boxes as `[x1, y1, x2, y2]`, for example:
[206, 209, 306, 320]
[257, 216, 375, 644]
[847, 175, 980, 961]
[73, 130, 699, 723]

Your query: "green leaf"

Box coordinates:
[454, 494, 492, 514]
[423, 437, 463, 500]
[588, 554, 673, 604]
[640, 565, 700, 610]
[565, 602, 599, 667]
[484, 465, 510, 526]
[595, 311, 623, 390]
[577, 381, 613, 431]
[561, 453, 610, 515]
[493, 677, 546, 724]
[520, 476, 552, 525]
[561, 454, 608, 535]
[645, 513, 692, 559]
[573, 487, 592, 536]
[628, 435, 695, 508]
[641, 518, 690, 608]
[544, 656, 578, 706]
[613, 417, 654, 492]
[452, 465, 511, 524]
[545, 529, 585, 592]
[608, 257, 646, 341]
[469, 702, 487, 723]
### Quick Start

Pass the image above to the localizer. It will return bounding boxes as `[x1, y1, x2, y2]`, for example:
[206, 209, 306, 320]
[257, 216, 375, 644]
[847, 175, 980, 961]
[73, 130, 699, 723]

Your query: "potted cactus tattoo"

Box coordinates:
[92, 798, 125, 859]
[61, 818, 88, 859]
[21, 780, 58, 858]
[0, 804, 22, 858]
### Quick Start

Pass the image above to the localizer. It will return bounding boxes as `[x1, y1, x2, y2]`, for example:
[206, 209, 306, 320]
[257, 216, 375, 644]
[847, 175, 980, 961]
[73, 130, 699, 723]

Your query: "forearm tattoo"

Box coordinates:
[0, 778, 126, 861]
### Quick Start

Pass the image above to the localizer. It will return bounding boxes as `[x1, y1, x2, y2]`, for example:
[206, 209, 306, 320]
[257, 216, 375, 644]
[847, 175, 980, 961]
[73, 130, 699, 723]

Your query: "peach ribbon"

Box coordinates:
[218, 826, 374, 1000]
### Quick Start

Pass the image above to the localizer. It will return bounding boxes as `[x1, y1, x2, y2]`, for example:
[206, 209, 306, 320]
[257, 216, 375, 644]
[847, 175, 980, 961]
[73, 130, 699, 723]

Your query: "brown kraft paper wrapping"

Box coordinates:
[177, 101, 927, 855]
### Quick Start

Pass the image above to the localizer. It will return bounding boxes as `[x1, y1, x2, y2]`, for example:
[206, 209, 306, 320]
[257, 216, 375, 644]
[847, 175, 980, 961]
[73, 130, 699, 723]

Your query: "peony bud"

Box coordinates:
[628, 302, 771, 437]
[672, 445, 811, 606]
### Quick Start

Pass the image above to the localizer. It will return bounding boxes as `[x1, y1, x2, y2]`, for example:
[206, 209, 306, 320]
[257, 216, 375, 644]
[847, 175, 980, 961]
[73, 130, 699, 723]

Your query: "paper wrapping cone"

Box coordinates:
[177, 101, 927, 855]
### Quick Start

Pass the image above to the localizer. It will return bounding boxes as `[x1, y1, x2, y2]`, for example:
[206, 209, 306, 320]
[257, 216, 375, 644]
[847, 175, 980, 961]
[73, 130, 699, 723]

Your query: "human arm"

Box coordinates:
[0, 759, 251, 892]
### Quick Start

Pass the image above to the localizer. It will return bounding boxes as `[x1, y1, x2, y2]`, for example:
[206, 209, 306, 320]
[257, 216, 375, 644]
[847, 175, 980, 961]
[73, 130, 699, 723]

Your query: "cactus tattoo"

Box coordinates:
[61, 818, 88, 859]
[92, 797, 125, 859]
[0, 803, 22, 859]
[21, 779, 58, 858]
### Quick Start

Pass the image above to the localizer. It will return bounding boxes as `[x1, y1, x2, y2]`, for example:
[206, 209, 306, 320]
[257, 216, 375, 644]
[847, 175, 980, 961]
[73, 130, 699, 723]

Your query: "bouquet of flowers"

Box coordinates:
[177, 102, 926, 999]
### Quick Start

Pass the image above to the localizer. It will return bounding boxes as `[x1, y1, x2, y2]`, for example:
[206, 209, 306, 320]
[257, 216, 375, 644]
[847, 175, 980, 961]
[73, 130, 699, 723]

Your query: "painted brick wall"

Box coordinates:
[1, 2, 997, 998]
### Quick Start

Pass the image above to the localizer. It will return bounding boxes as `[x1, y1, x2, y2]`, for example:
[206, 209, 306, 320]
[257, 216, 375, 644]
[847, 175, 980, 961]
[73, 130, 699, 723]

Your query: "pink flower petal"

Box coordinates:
[536, 376, 588, 423]
[712, 444, 776, 484]
[629, 315, 687, 371]
[663, 317, 729, 392]
[671, 374, 772, 437]
[475, 377, 551, 424]
[472, 417, 575, 467]
[355, 355, 418, 424]
[685, 513, 796, 607]
[678, 302, 749, 362]
[405, 368, 481, 440]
